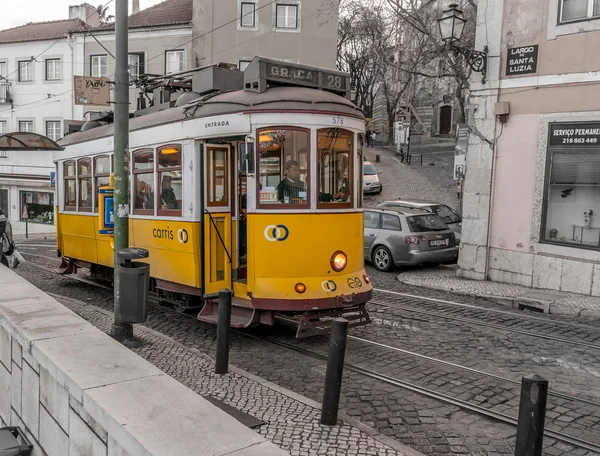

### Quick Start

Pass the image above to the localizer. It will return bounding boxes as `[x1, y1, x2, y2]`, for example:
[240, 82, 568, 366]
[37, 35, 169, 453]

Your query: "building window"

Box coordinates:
[128, 53, 145, 80]
[157, 145, 182, 215]
[46, 121, 62, 141]
[45, 59, 61, 81]
[64, 161, 76, 210]
[317, 128, 353, 208]
[20, 191, 54, 225]
[91, 55, 108, 78]
[258, 128, 309, 207]
[240, 2, 256, 27]
[78, 158, 92, 211]
[0, 121, 6, 134]
[18, 121, 33, 133]
[542, 121, 600, 249]
[94, 155, 111, 211]
[165, 50, 185, 74]
[238, 59, 252, 71]
[0, 62, 7, 78]
[18, 60, 33, 82]
[133, 148, 155, 215]
[276, 4, 299, 29]
[560, 0, 600, 22]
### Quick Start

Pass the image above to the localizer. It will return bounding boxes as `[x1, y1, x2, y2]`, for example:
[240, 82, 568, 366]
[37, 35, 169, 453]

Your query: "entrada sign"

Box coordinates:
[506, 45, 539, 76]
[550, 122, 600, 147]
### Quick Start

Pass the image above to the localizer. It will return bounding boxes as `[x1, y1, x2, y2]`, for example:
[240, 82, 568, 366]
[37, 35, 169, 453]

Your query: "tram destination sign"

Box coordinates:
[550, 122, 600, 147]
[245, 57, 350, 98]
[506, 45, 539, 76]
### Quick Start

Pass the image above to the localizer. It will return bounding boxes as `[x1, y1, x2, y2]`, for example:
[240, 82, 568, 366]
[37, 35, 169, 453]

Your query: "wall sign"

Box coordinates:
[506, 45, 539, 76]
[550, 122, 600, 147]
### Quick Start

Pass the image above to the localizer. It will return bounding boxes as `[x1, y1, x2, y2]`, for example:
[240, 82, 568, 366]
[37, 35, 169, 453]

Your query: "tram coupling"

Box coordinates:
[296, 304, 371, 338]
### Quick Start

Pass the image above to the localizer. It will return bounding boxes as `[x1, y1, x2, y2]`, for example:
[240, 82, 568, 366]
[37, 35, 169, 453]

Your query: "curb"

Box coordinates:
[53, 293, 424, 456]
[397, 275, 600, 319]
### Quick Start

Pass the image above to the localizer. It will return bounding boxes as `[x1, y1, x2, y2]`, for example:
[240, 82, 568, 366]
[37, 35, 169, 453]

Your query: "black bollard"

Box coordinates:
[320, 318, 349, 426]
[515, 374, 549, 456]
[215, 289, 232, 374]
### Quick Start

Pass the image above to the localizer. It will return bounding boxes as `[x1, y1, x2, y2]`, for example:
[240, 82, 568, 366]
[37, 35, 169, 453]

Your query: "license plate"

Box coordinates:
[430, 240, 447, 246]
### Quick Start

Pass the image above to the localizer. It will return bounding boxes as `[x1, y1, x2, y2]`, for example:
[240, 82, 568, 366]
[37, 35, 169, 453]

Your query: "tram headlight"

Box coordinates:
[295, 283, 306, 294]
[331, 251, 347, 272]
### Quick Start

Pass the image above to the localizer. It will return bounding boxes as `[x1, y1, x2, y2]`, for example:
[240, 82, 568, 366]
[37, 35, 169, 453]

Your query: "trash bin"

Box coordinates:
[0, 427, 33, 456]
[118, 248, 150, 324]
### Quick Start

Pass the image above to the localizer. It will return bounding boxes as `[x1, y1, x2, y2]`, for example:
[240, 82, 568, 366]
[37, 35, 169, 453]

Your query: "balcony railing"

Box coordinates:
[0, 80, 11, 104]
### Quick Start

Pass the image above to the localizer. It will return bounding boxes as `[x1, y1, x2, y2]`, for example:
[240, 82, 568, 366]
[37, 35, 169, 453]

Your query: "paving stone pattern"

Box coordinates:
[14, 243, 600, 455]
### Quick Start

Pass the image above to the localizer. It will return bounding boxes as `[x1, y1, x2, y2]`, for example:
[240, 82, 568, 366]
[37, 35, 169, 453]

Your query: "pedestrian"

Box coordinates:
[366, 129, 372, 147]
[0, 208, 11, 268]
[372, 131, 377, 147]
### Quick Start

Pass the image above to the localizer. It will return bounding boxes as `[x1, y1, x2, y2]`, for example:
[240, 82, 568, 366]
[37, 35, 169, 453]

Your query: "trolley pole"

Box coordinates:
[112, 0, 133, 339]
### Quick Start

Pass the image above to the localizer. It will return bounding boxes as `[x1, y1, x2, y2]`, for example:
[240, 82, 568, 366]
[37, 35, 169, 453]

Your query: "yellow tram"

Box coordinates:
[54, 57, 372, 336]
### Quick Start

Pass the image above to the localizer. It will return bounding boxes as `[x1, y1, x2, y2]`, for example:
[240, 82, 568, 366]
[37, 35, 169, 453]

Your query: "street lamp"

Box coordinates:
[437, 3, 488, 83]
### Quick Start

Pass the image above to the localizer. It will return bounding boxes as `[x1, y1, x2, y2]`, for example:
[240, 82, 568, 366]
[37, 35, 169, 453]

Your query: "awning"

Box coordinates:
[0, 132, 63, 151]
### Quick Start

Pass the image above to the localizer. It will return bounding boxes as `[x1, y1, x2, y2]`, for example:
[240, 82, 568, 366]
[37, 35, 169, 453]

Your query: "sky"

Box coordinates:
[0, 0, 166, 31]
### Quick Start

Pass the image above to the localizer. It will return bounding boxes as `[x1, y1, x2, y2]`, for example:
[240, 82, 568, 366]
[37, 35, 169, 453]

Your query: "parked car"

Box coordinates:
[376, 199, 462, 243]
[364, 207, 458, 271]
[363, 161, 382, 194]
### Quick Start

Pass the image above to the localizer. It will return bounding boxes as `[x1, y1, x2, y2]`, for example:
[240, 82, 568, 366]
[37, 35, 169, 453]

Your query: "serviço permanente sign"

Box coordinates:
[550, 122, 600, 147]
[265, 62, 347, 92]
[506, 45, 539, 76]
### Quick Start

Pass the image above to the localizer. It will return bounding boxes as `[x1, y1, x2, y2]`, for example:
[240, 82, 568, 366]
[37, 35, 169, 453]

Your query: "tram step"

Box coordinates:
[296, 305, 371, 338]
[55, 258, 77, 275]
[197, 299, 261, 328]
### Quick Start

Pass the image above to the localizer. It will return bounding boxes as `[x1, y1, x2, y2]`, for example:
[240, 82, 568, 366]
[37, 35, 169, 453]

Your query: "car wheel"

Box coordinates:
[372, 246, 393, 272]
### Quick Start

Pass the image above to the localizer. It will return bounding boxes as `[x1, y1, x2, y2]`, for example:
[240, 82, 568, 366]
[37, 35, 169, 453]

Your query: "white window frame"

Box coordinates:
[0, 120, 7, 134]
[46, 120, 62, 142]
[91, 55, 108, 78]
[45, 58, 61, 81]
[274, 2, 300, 31]
[165, 50, 185, 74]
[237, 58, 253, 71]
[18, 121, 34, 133]
[128, 52, 145, 80]
[559, 0, 600, 23]
[0, 61, 7, 79]
[239, 1, 258, 30]
[17, 60, 33, 82]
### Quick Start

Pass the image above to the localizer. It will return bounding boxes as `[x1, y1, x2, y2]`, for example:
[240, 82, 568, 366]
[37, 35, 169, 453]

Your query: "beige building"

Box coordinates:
[191, 0, 339, 70]
[459, 0, 600, 295]
[72, 0, 193, 114]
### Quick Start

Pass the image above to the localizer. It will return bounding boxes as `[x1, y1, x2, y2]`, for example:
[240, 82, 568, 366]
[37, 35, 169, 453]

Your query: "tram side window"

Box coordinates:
[64, 161, 76, 211]
[157, 145, 182, 215]
[94, 155, 111, 211]
[133, 148, 155, 215]
[258, 128, 309, 207]
[317, 128, 354, 208]
[207, 147, 229, 207]
[78, 158, 92, 211]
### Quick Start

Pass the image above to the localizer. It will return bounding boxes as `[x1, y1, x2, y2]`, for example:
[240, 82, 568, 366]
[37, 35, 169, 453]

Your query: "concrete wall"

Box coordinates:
[0, 268, 287, 456]
[191, 0, 339, 70]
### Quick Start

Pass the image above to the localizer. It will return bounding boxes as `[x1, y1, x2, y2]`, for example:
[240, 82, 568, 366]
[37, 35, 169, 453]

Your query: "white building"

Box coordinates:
[0, 4, 96, 234]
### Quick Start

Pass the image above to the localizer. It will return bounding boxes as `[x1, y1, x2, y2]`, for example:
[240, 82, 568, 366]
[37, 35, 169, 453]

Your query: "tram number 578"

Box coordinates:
[332, 116, 344, 125]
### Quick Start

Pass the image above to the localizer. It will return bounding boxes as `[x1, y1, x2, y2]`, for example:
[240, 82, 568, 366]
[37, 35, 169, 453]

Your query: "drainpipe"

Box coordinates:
[484, 103, 502, 281]
[68, 34, 75, 122]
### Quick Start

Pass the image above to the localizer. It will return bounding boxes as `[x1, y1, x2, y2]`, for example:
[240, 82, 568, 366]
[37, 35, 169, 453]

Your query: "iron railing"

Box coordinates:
[0, 80, 11, 104]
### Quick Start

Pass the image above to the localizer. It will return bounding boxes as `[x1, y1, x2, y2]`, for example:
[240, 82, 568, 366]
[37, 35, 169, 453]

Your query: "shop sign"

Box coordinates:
[550, 122, 600, 147]
[506, 45, 538, 76]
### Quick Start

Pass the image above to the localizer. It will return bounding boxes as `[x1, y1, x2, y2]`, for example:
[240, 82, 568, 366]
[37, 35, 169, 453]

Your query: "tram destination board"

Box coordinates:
[550, 122, 600, 147]
[245, 57, 350, 98]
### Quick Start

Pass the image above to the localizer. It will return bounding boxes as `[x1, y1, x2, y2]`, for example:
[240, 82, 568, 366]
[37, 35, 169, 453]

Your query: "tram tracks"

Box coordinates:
[15, 259, 600, 454]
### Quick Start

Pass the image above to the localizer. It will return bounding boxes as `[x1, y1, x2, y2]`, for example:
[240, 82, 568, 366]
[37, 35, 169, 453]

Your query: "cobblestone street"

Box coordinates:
[11, 239, 600, 456]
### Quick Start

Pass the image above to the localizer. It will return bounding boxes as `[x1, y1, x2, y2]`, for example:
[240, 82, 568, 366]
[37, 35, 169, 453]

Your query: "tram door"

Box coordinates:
[203, 144, 233, 295]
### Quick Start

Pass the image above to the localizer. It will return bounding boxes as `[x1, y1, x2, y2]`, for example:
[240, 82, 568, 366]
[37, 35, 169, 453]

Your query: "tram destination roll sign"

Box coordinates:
[265, 62, 347, 92]
[506, 45, 539, 76]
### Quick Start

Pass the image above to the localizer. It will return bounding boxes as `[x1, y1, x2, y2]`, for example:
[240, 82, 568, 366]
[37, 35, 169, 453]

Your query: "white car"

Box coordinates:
[363, 161, 382, 194]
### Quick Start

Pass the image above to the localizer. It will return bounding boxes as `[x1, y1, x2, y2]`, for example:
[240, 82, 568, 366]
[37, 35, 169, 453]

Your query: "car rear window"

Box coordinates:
[433, 205, 461, 224]
[364, 165, 377, 175]
[407, 214, 448, 232]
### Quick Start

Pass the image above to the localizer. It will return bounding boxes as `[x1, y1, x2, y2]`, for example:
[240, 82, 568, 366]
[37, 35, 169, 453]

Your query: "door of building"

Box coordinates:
[439, 105, 452, 135]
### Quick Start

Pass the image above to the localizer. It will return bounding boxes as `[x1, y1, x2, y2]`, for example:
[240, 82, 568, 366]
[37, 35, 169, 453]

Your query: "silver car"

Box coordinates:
[364, 207, 458, 271]
[377, 199, 462, 244]
[363, 161, 382, 194]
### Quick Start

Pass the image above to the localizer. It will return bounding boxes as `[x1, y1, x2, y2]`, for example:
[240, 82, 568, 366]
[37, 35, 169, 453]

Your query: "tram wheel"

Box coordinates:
[172, 302, 188, 313]
[372, 246, 393, 272]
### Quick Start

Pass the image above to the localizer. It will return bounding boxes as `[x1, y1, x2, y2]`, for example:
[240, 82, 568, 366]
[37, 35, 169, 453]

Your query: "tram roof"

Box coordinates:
[59, 86, 364, 147]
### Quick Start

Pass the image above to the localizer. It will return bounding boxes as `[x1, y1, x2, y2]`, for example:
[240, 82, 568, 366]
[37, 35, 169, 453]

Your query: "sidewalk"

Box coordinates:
[398, 265, 600, 318]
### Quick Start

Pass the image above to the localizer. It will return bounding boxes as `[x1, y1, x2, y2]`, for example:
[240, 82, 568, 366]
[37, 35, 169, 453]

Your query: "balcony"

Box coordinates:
[0, 80, 12, 104]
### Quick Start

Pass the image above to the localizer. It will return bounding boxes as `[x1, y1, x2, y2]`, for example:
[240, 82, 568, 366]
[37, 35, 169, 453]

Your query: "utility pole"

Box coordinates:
[112, 0, 133, 339]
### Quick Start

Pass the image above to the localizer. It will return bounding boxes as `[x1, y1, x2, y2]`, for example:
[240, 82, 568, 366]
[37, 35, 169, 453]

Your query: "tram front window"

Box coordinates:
[258, 128, 309, 206]
[317, 129, 353, 207]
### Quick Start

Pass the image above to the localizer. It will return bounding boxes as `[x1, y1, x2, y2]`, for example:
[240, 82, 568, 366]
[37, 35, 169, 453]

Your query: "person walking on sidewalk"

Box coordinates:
[0, 209, 23, 269]
[371, 131, 377, 147]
